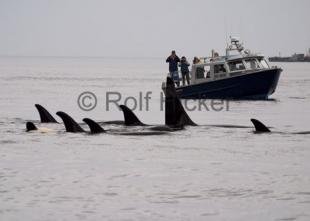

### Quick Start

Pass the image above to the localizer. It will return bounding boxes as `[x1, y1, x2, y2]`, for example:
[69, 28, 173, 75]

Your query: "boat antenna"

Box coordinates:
[225, 17, 228, 47]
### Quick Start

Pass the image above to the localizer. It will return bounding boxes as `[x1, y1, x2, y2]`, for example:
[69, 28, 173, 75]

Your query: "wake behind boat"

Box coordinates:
[162, 37, 282, 100]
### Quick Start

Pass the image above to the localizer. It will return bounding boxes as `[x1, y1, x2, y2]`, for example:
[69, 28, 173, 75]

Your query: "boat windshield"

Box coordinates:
[257, 58, 269, 69]
[244, 59, 260, 70]
[228, 60, 245, 72]
[195, 66, 205, 79]
[214, 64, 226, 73]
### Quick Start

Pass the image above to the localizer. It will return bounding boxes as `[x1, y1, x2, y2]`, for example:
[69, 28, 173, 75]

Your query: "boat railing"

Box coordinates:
[166, 70, 194, 88]
[198, 56, 226, 64]
[166, 70, 185, 80]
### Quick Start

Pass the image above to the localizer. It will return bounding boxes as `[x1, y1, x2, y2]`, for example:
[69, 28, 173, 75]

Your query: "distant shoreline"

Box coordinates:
[269, 53, 310, 62]
[269, 60, 310, 63]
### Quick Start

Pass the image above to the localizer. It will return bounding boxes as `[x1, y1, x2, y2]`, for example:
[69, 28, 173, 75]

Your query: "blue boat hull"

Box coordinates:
[176, 68, 281, 99]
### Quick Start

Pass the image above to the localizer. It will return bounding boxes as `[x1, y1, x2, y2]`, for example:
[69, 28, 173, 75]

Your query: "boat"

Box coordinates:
[162, 37, 282, 100]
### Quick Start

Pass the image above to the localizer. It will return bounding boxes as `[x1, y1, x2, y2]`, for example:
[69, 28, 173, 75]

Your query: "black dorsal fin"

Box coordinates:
[164, 77, 197, 127]
[250, 119, 271, 132]
[35, 104, 58, 123]
[26, 122, 37, 131]
[83, 118, 105, 134]
[56, 111, 85, 133]
[119, 105, 145, 126]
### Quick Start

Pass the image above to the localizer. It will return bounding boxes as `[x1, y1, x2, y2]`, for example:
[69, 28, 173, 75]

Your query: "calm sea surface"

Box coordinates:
[0, 57, 310, 220]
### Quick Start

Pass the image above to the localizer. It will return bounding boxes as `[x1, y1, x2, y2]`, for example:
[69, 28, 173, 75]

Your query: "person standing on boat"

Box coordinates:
[193, 57, 200, 64]
[180, 56, 190, 86]
[193, 56, 205, 78]
[166, 50, 180, 87]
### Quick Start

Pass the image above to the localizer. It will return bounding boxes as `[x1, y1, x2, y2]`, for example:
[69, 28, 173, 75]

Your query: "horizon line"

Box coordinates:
[0, 55, 167, 59]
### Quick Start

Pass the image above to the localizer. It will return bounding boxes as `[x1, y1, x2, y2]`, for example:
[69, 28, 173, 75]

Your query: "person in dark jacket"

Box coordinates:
[180, 56, 190, 86]
[166, 50, 181, 87]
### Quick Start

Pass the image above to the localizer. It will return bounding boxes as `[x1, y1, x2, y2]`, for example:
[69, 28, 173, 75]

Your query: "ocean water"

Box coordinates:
[0, 57, 310, 221]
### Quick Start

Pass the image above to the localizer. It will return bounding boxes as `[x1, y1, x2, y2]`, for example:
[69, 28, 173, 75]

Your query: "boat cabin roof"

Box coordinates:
[197, 54, 265, 66]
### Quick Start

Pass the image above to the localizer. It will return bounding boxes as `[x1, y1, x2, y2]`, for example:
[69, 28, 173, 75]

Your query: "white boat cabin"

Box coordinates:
[190, 55, 270, 85]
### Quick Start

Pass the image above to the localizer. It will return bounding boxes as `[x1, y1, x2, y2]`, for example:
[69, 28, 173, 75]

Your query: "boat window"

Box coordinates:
[228, 60, 245, 72]
[244, 59, 260, 70]
[214, 64, 227, 74]
[258, 58, 269, 69]
[196, 66, 205, 79]
[205, 66, 211, 78]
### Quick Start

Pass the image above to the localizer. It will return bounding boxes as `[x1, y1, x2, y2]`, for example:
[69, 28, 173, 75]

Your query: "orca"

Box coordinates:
[119, 105, 146, 126]
[26, 122, 37, 132]
[56, 111, 85, 133]
[118, 77, 196, 128]
[26, 121, 54, 133]
[250, 118, 310, 135]
[35, 104, 58, 123]
[250, 118, 271, 133]
[82, 118, 106, 134]
[164, 77, 197, 127]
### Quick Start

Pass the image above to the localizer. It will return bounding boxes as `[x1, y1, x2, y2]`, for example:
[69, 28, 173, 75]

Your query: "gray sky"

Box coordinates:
[0, 0, 309, 57]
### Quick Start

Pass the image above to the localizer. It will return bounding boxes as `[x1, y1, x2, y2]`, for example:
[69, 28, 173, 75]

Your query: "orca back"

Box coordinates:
[164, 77, 197, 127]
[250, 119, 271, 132]
[56, 111, 85, 133]
[119, 105, 145, 126]
[35, 104, 58, 123]
[83, 118, 105, 134]
[26, 122, 37, 131]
